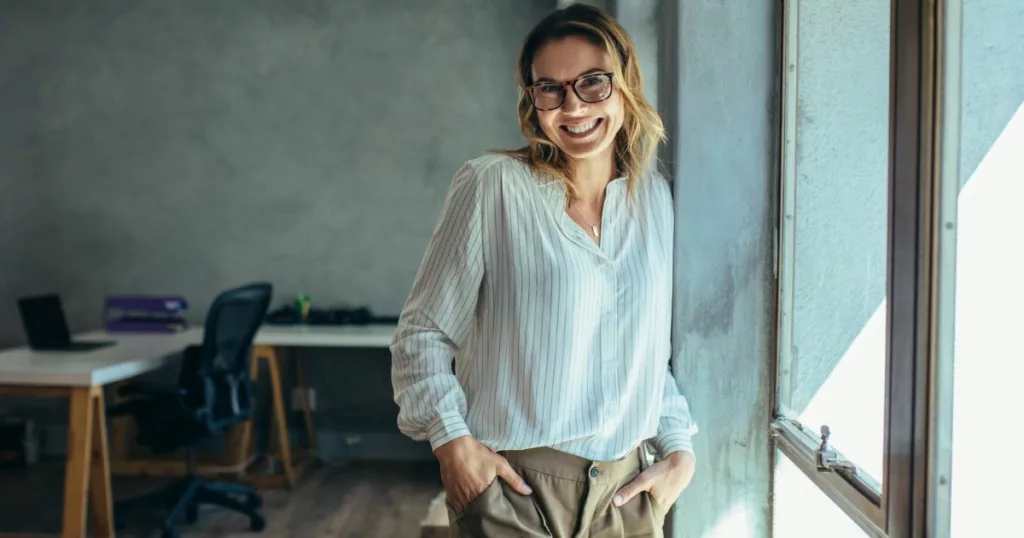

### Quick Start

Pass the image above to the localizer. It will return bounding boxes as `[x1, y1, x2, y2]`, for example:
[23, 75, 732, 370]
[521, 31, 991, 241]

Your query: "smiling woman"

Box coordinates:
[530, 47, 623, 166]
[390, 3, 697, 538]
[503, 4, 666, 212]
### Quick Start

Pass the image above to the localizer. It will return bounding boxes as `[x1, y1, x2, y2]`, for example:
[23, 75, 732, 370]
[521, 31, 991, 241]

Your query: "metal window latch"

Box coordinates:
[816, 425, 857, 473]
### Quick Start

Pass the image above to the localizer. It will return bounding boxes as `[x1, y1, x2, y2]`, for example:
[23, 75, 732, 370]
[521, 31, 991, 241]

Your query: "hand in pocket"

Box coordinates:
[435, 436, 534, 515]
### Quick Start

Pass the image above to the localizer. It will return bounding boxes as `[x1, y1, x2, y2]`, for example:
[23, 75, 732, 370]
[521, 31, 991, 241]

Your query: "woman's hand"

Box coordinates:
[434, 436, 533, 514]
[613, 451, 696, 509]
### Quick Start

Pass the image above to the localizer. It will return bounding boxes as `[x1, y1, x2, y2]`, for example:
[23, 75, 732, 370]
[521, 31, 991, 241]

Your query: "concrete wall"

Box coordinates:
[775, 0, 892, 495]
[664, 1, 778, 537]
[787, 0, 890, 417]
[959, 0, 1024, 188]
[0, 0, 549, 457]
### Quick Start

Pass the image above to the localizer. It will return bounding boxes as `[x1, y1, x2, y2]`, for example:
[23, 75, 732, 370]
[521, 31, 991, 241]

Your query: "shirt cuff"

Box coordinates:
[427, 410, 472, 451]
[650, 431, 695, 459]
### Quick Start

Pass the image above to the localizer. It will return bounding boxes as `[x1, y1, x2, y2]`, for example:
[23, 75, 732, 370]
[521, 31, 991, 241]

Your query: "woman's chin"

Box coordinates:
[555, 138, 615, 162]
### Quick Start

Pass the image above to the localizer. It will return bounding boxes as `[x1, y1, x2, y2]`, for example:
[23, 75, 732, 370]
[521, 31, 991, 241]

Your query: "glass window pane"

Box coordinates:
[949, 1, 1024, 534]
[778, 0, 891, 486]
[773, 449, 870, 537]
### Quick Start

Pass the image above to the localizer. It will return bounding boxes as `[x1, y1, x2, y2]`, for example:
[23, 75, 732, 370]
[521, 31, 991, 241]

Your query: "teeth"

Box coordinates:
[566, 120, 597, 134]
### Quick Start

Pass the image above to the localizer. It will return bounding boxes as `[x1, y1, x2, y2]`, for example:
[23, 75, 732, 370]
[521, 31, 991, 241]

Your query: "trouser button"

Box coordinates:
[590, 467, 600, 478]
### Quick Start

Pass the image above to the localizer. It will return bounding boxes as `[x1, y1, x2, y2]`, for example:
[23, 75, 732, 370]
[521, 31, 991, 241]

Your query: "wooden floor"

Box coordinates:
[0, 459, 444, 537]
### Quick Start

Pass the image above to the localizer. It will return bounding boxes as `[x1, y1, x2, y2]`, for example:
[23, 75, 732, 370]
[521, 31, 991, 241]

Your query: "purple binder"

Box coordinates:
[104, 295, 189, 333]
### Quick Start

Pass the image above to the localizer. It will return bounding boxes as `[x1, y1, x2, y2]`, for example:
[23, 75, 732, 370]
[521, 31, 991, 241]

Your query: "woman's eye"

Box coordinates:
[539, 84, 561, 94]
[580, 76, 602, 87]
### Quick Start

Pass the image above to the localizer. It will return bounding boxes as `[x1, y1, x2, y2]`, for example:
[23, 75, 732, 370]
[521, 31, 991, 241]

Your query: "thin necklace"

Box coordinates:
[572, 205, 600, 238]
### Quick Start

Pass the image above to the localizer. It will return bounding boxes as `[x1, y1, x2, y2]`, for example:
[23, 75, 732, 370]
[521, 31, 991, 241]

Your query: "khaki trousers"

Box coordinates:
[446, 446, 667, 538]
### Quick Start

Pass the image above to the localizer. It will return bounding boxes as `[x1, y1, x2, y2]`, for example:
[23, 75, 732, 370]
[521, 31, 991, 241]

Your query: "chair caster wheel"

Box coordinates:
[246, 492, 263, 508]
[250, 514, 266, 532]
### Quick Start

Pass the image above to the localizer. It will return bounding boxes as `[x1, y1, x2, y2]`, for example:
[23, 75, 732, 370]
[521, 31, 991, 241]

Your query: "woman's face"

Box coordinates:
[530, 36, 625, 164]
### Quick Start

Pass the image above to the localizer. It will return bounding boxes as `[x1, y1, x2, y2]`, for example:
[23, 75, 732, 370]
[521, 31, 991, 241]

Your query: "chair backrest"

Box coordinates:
[180, 282, 272, 433]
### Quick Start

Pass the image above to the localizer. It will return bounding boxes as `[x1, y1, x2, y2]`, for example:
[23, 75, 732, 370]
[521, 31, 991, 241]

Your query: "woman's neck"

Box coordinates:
[570, 148, 616, 205]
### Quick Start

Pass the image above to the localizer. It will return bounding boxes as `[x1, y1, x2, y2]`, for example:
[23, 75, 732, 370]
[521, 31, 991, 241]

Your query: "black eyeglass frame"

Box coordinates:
[526, 72, 615, 111]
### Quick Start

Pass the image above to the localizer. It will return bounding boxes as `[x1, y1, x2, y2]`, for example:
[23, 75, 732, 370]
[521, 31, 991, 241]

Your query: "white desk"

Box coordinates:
[254, 323, 395, 348]
[102, 323, 398, 489]
[0, 323, 399, 535]
[0, 329, 200, 538]
[238, 323, 396, 487]
[0, 330, 199, 387]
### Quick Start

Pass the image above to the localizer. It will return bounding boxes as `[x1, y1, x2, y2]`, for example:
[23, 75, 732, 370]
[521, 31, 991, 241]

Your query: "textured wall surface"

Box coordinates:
[0, 156, 48, 348]
[788, 0, 890, 416]
[0, 0, 545, 344]
[0, 0, 548, 454]
[960, 0, 1024, 188]
[666, 1, 778, 537]
[771, 0, 892, 491]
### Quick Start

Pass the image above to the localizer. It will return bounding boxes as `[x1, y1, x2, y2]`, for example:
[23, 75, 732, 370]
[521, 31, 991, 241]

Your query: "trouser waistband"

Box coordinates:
[498, 446, 645, 485]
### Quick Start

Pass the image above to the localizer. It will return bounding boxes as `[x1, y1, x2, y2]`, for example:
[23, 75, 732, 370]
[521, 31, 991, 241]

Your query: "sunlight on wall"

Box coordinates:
[776, 102, 1022, 536]
[701, 502, 757, 538]
[773, 449, 869, 537]
[797, 300, 886, 484]
[950, 101, 1024, 537]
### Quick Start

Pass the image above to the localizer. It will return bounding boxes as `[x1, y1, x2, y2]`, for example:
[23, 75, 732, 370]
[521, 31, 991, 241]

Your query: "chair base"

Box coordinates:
[115, 474, 265, 538]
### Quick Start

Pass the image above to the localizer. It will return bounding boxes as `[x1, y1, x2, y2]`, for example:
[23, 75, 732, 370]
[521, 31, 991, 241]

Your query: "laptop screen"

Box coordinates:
[17, 294, 73, 347]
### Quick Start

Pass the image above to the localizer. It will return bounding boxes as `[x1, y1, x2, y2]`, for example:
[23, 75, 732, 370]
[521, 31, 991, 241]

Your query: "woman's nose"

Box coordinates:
[561, 88, 586, 113]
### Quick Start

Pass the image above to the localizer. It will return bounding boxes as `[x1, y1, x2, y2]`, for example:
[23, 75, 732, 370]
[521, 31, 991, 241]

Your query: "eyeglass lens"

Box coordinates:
[530, 73, 612, 111]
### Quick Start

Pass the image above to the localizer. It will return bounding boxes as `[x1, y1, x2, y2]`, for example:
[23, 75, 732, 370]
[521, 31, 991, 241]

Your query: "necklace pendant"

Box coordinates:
[592, 226, 600, 238]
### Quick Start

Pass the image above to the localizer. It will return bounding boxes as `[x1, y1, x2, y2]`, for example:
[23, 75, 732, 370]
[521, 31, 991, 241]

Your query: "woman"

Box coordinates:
[391, 4, 698, 537]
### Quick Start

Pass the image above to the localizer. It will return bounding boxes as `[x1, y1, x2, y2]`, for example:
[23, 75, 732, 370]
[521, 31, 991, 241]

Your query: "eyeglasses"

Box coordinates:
[527, 72, 614, 111]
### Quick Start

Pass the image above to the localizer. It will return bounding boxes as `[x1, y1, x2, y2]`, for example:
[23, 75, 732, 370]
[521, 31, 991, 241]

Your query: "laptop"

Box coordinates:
[17, 294, 115, 351]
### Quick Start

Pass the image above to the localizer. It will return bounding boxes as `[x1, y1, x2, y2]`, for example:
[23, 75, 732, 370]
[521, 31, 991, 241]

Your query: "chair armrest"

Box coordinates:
[118, 381, 186, 399]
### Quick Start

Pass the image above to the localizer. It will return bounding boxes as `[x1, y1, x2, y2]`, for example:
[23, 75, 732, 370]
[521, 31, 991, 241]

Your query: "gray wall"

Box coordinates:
[960, 0, 1024, 188]
[663, 1, 778, 537]
[0, 0, 548, 456]
[777, 0, 891, 490]
[787, 0, 890, 417]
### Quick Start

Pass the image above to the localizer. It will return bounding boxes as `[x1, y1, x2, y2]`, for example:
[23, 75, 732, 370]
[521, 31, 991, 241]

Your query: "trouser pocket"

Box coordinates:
[646, 490, 669, 522]
[447, 478, 551, 537]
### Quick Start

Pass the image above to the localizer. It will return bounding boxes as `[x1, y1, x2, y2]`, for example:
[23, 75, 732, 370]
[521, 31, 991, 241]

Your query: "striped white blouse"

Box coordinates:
[390, 153, 698, 462]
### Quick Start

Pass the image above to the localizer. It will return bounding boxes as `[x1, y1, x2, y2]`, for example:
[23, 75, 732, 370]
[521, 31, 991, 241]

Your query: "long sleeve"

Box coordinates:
[390, 162, 484, 452]
[649, 368, 699, 458]
[648, 176, 698, 458]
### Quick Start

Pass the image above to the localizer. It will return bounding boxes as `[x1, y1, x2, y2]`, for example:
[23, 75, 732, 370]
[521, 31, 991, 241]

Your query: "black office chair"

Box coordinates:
[108, 282, 273, 538]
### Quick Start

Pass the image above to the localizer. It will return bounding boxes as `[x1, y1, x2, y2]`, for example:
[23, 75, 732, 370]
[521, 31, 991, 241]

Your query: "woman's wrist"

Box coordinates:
[434, 434, 475, 464]
[664, 449, 696, 470]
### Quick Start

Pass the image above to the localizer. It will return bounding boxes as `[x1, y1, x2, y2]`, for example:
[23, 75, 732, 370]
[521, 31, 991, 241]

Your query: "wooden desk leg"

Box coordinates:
[88, 388, 114, 538]
[263, 346, 297, 488]
[235, 346, 263, 478]
[62, 386, 113, 538]
[62, 387, 92, 538]
[296, 350, 317, 453]
[236, 344, 304, 489]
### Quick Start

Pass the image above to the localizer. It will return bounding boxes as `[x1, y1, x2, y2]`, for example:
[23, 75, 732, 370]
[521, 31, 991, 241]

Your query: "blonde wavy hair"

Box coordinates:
[498, 3, 665, 204]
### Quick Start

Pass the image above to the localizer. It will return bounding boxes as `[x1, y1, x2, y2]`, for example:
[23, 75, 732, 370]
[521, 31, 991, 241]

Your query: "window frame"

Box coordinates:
[770, 0, 952, 536]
